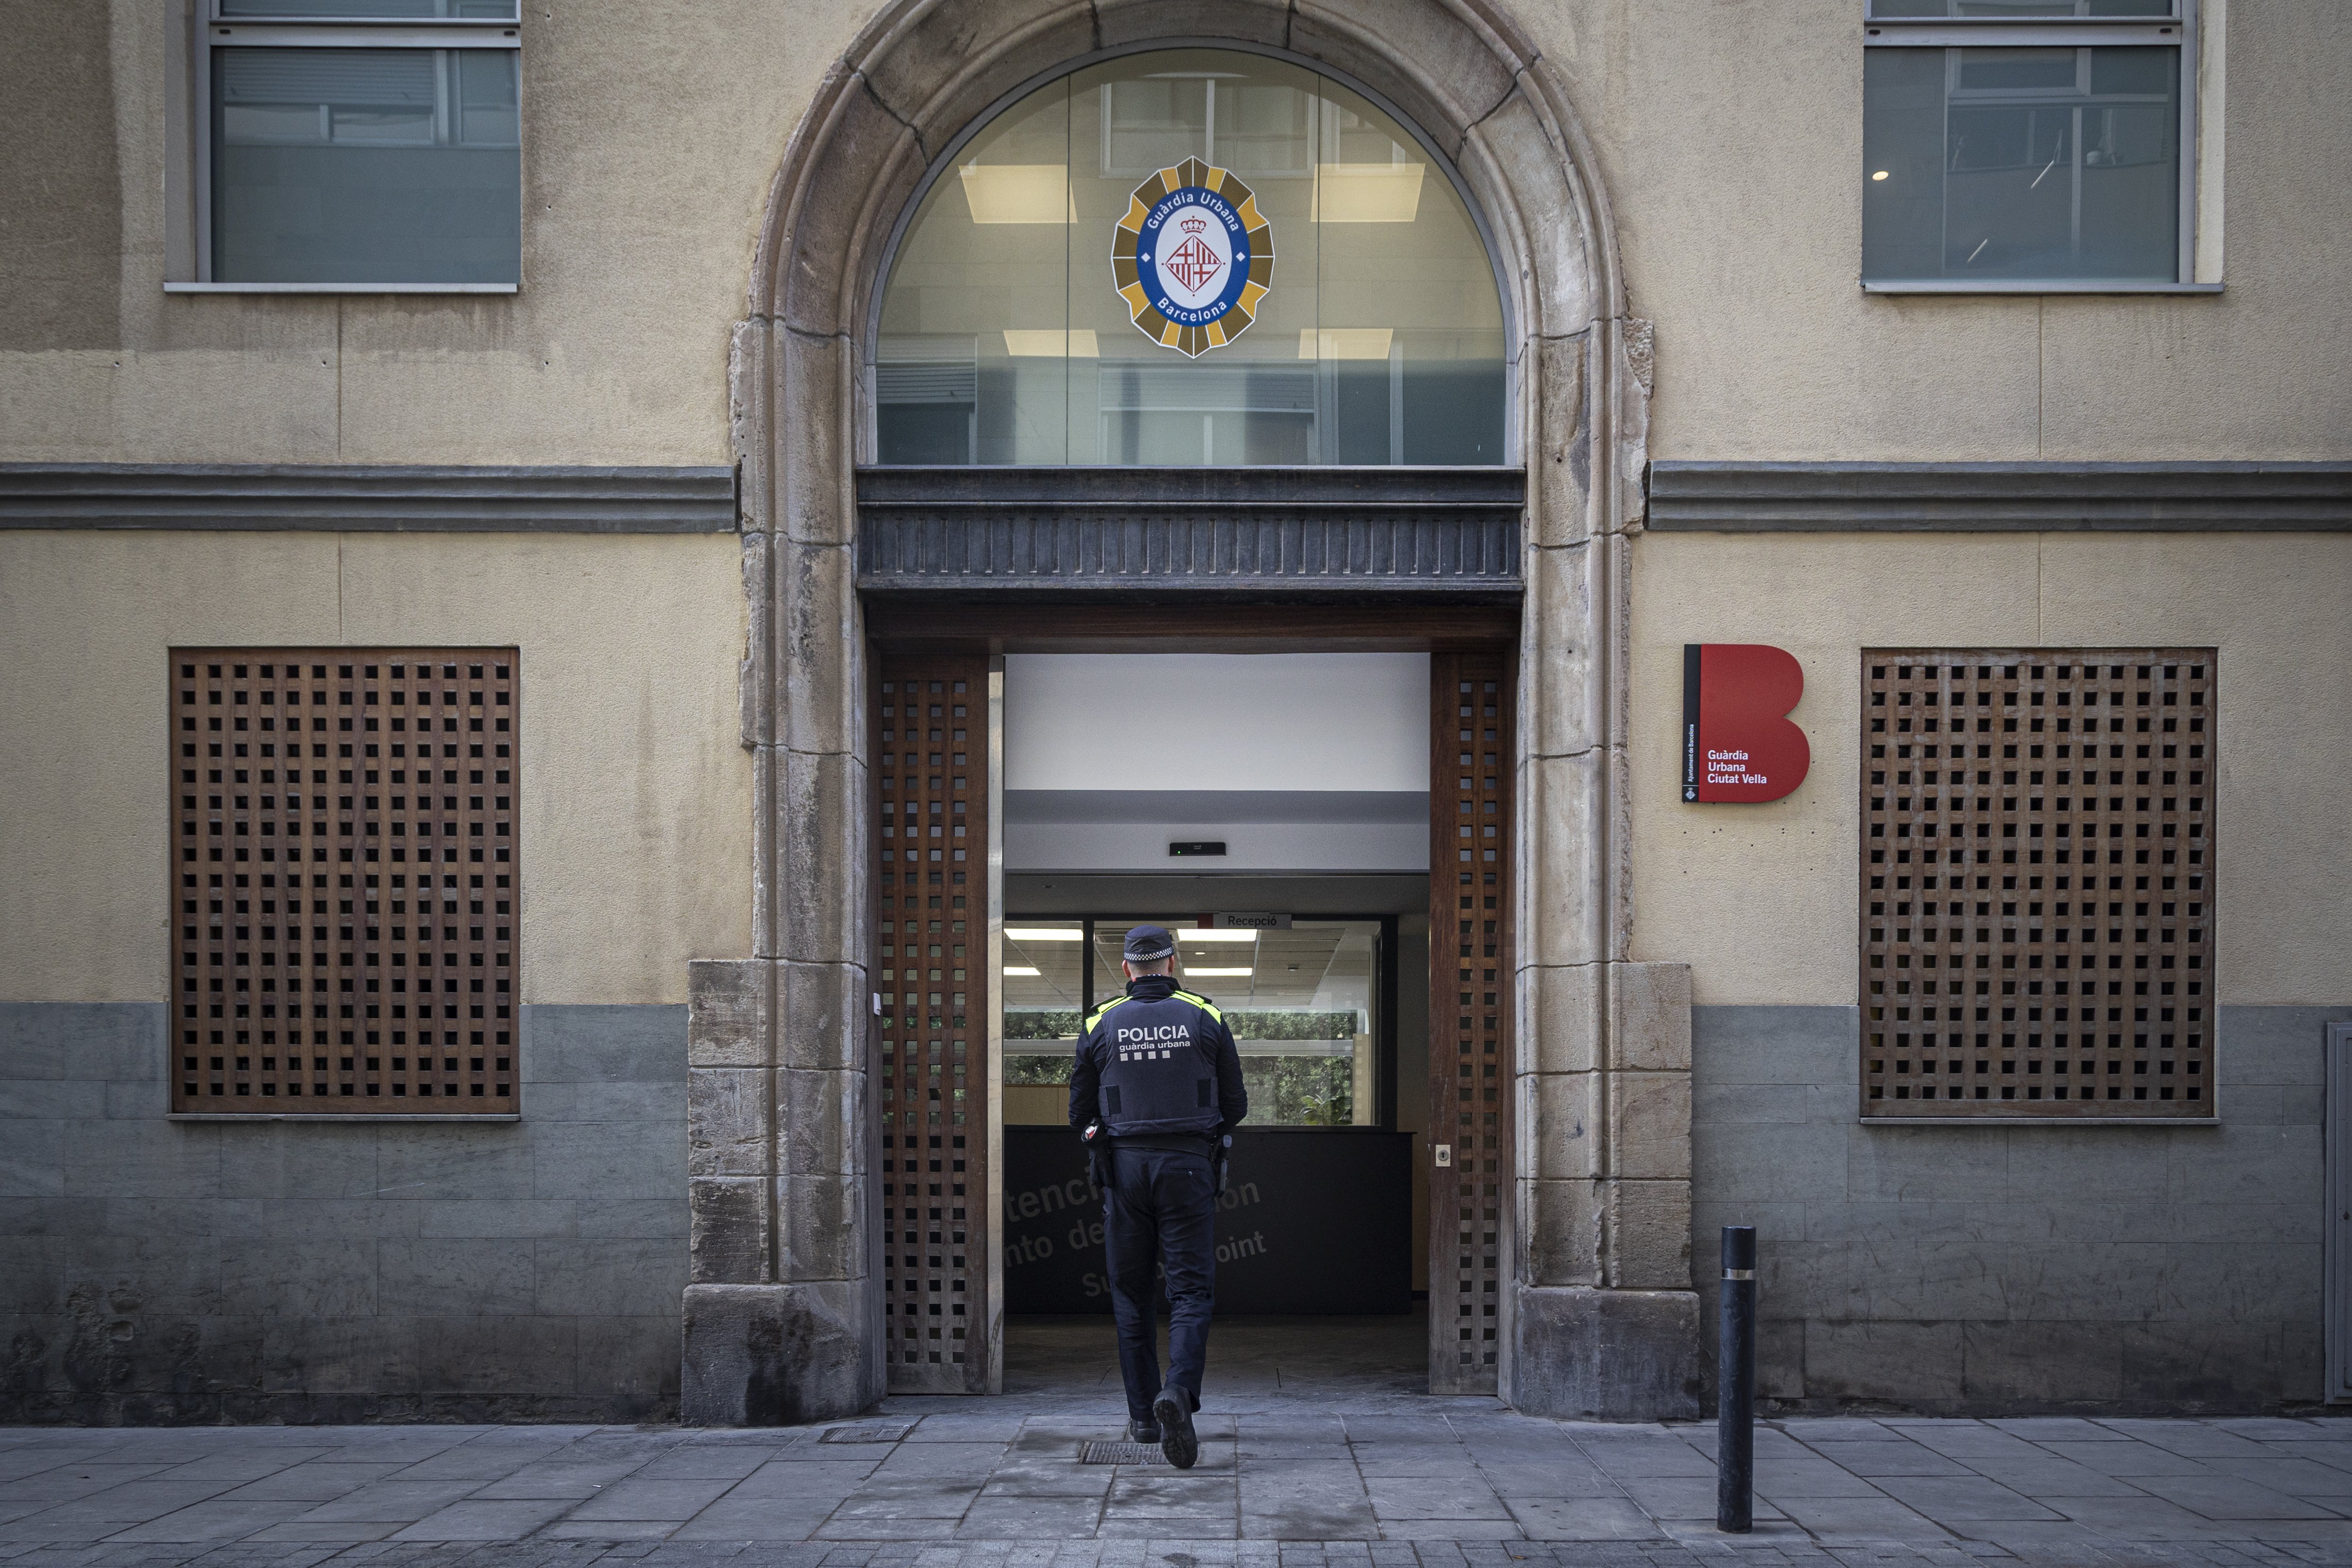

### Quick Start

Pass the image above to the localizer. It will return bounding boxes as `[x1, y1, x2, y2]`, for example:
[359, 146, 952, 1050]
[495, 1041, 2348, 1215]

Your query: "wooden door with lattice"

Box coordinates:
[870, 648, 994, 1393]
[1427, 652, 1515, 1394]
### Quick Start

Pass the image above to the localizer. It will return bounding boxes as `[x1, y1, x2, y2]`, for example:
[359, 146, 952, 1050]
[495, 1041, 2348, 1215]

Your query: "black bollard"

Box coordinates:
[1717, 1225, 1756, 1534]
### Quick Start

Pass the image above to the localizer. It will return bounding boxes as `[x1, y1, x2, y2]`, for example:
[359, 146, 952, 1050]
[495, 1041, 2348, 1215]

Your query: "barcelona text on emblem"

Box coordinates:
[1112, 157, 1274, 357]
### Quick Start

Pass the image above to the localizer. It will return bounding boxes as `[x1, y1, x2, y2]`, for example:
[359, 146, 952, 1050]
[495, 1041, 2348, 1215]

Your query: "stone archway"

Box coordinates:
[681, 0, 1699, 1425]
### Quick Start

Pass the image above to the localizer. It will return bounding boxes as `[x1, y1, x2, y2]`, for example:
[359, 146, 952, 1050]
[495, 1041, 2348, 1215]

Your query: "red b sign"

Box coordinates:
[1682, 644, 1810, 804]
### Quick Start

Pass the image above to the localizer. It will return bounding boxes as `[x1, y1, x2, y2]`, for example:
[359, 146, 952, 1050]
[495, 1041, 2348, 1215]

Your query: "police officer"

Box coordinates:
[1068, 924, 1247, 1468]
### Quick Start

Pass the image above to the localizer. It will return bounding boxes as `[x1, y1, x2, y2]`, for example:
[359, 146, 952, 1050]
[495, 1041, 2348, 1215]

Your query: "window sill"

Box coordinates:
[1860, 1114, 2216, 1126]
[1863, 280, 2224, 296]
[167, 1112, 520, 1123]
[164, 282, 520, 295]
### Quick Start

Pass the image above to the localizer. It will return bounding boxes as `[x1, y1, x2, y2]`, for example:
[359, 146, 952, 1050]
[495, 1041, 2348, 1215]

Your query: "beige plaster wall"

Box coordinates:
[0, 0, 870, 464]
[2, 1, 2346, 466]
[0, 533, 752, 1004]
[1525, 0, 2352, 461]
[1626, 530, 2352, 1007]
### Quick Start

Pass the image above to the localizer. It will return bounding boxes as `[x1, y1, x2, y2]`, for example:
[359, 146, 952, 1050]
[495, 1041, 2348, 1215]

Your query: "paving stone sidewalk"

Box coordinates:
[7, 1410, 2352, 1568]
[1, 1538, 2349, 1568]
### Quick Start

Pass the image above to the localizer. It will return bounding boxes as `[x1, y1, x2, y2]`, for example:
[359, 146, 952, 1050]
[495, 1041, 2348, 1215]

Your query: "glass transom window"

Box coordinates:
[874, 50, 1507, 466]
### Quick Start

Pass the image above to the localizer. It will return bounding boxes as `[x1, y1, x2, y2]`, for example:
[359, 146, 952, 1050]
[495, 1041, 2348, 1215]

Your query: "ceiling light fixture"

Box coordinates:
[1004, 329, 1100, 358]
[1173, 929, 1258, 943]
[958, 163, 1076, 224]
[1004, 929, 1084, 941]
[1003, 965, 1041, 977]
[1185, 966, 1254, 977]
[1299, 328, 1393, 361]
[1311, 161, 1425, 223]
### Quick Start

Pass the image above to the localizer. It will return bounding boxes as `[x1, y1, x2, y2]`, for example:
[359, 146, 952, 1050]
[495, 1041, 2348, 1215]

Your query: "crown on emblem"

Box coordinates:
[1179, 216, 1208, 235]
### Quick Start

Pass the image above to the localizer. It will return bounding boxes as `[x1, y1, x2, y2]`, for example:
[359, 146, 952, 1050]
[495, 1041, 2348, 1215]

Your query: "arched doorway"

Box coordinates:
[681, 0, 1699, 1426]
[864, 46, 1515, 1398]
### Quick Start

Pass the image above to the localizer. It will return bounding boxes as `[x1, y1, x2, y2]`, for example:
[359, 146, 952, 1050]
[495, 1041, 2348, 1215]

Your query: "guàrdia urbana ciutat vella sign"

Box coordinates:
[1681, 643, 1811, 804]
[1113, 156, 1274, 357]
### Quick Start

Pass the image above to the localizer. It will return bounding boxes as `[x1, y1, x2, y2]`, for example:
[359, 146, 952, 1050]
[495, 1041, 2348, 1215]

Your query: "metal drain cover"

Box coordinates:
[1079, 1440, 1166, 1465]
[820, 1421, 915, 1444]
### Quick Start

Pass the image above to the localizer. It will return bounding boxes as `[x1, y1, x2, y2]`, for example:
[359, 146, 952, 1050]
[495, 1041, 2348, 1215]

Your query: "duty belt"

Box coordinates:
[1114, 1133, 1218, 1155]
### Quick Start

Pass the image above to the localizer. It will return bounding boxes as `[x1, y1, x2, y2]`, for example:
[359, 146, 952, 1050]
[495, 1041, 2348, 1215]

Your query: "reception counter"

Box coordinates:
[1001, 1126, 1412, 1314]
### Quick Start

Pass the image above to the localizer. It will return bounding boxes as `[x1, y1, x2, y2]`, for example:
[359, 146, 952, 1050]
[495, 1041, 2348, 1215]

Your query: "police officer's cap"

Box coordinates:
[1122, 924, 1176, 962]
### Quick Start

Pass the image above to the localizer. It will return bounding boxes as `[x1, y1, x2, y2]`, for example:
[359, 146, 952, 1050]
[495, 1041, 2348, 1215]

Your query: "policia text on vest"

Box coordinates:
[1068, 925, 1248, 1468]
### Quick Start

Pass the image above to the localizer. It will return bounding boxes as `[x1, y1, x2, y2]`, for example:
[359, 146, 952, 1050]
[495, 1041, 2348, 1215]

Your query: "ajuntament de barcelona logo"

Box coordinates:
[1113, 156, 1274, 358]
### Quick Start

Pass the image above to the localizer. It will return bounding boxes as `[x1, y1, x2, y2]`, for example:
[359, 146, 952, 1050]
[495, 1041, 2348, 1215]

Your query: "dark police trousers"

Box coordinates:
[1103, 1142, 1216, 1422]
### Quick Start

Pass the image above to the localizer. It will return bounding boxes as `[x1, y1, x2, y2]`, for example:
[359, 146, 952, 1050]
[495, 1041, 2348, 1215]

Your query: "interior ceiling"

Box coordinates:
[1004, 653, 1428, 795]
[1004, 872, 1428, 918]
[1002, 790, 1426, 825]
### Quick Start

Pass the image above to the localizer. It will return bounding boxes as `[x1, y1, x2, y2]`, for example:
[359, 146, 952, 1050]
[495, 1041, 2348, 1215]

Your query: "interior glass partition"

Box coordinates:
[1004, 917, 1384, 1128]
[1001, 923, 1087, 1127]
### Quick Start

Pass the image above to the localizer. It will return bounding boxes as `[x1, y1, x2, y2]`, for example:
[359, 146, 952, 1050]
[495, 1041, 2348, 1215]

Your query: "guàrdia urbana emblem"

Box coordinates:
[1113, 156, 1274, 357]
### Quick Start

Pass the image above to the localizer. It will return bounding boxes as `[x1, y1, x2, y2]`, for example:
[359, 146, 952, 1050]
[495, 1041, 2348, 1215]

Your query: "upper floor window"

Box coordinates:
[874, 50, 1508, 466]
[1863, 1, 2197, 289]
[200, 2, 521, 287]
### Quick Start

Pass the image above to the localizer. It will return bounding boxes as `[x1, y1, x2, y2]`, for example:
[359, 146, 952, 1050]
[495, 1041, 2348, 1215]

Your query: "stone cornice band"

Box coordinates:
[8, 462, 2342, 538]
[0, 463, 739, 533]
[1646, 461, 2352, 532]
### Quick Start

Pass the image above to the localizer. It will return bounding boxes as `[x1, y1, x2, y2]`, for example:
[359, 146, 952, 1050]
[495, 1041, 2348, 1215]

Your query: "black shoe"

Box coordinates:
[1151, 1384, 1197, 1470]
[1125, 1418, 1162, 1444]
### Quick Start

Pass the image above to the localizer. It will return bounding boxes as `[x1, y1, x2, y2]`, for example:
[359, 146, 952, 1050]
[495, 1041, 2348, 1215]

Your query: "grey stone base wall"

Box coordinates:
[1511, 1283, 1702, 1421]
[0, 1002, 686, 1424]
[680, 1281, 881, 1426]
[1692, 1003, 2350, 1416]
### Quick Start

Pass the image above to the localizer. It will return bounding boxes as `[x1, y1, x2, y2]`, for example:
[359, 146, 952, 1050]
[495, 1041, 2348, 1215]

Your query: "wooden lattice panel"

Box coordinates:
[171, 650, 519, 1115]
[1429, 651, 1514, 1393]
[872, 650, 992, 1393]
[1860, 651, 2215, 1120]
